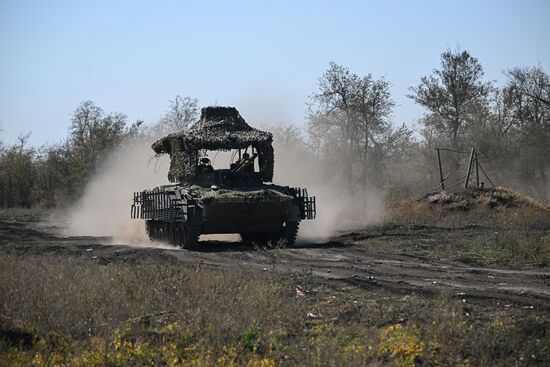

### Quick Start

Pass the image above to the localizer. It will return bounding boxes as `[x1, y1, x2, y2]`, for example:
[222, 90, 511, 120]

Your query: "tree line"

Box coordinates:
[1, 48, 549, 208]
[0, 96, 198, 208]
[304, 49, 550, 201]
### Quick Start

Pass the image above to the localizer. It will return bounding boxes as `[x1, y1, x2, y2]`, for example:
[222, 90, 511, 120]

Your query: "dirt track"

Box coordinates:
[1, 219, 549, 308]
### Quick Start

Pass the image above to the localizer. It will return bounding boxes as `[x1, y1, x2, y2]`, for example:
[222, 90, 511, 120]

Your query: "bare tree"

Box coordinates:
[157, 95, 199, 134]
[503, 66, 550, 199]
[69, 100, 126, 182]
[307, 62, 395, 194]
[409, 49, 491, 151]
[355, 75, 394, 189]
[307, 63, 362, 194]
[0, 133, 35, 207]
[506, 66, 550, 108]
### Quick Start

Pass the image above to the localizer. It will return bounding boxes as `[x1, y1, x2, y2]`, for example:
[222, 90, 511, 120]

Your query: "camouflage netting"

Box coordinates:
[188, 185, 291, 201]
[421, 187, 547, 211]
[152, 106, 274, 182]
[187, 186, 294, 221]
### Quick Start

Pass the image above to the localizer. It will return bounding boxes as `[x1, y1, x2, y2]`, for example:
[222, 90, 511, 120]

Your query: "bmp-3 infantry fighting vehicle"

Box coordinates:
[131, 106, 316, 249]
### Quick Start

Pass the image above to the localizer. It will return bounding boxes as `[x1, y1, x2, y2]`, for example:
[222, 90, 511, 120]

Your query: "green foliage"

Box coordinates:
[452, 233, 550, 268]
[241, 325, 259, 351]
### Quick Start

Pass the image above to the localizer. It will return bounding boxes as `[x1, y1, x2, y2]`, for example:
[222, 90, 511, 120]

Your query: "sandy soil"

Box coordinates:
[1, 219, 549, 308]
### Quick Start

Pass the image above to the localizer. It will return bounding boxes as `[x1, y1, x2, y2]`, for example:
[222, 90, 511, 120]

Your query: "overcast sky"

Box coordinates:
[1, 0, 549, 146]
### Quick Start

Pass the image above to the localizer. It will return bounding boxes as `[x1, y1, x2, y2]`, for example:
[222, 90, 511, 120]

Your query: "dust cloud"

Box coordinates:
[62, 124, 386, 246]
[61, 139, 174, 248]
[269, 134, 386, 242]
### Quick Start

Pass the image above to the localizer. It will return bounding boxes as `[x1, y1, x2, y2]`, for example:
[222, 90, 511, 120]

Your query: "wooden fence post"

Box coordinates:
[436, 148, 445, 190]
[475, 152, 480, 188]
[464, 148, 475, 188]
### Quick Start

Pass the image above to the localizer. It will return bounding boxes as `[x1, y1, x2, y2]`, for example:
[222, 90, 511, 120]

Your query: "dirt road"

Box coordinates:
[1, 219, 549, 308]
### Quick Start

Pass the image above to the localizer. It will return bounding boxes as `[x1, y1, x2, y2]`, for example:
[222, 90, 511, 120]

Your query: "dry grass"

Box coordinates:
[1, 253, 549, 366]
[385, 196, 550, 231]
[381, 189, 550, 268]
[422, 187, 546, 211]
[0, 208, 49, 223]
[356, 231, 550, 268]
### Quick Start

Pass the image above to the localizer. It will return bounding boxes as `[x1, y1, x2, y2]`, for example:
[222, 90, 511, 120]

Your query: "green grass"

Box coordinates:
[385, 202, 550, 231]
[0, 208, 49, 222]
[1, 253, 549, 366]
[449, 233, 550, 267]
[378, 202, 550, 268]
[356, 232, 550, 269]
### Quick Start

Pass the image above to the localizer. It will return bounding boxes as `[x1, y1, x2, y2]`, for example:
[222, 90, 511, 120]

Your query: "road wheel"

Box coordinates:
[166, 223, 175, 245]
[181, 225, 200, 250]
[149, 222, 161, 241]
[152, 222, 159, 241]
[145, 221, 155, 241]
[173, 225, 183, 247]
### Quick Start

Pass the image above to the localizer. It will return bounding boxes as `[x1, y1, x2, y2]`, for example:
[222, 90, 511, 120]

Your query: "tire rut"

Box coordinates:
[2, 221, 549, 307]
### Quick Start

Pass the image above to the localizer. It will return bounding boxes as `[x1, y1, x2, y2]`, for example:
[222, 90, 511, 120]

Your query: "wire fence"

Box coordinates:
[430, 147, 495, 194]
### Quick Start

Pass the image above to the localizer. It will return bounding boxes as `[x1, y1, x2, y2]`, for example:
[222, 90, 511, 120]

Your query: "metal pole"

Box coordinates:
[436, 148, 445, 190]
[464, 148, 475, 188]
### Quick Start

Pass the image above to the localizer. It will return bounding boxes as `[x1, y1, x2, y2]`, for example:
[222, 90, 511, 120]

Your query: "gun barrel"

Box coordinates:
[230, 153, 258, 174]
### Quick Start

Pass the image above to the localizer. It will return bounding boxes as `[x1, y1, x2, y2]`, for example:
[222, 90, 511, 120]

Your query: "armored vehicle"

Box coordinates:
[131, 106, 316, 249]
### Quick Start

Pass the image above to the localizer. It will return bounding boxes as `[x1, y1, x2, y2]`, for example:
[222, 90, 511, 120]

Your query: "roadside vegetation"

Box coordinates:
[352, 226, 550, 269]
[1, 253, 549, 366]
[0, 208, 50, 223]
[375, 191, 550, 268]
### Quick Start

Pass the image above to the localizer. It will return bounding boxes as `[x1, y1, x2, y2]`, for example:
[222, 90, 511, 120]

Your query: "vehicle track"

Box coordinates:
[1, 220, 549, 307]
